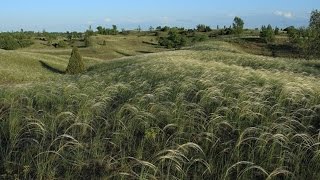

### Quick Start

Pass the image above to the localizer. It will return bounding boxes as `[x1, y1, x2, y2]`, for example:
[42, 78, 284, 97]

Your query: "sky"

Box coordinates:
[0, 0, 319, 32]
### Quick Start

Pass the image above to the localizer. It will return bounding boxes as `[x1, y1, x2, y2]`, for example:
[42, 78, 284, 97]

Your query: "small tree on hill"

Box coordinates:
[112, 25, 118, 35]
[274, 27, 280, 35]
[260, 25, 275, 43]
[310, 9, 320, 30]
[66, 47, 85, 74]
[232, 16, 244, 35]
[159, 30, 187, 49]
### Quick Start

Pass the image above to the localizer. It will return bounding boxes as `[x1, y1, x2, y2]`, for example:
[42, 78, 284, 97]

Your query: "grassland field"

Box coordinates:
[0, 34, 320, 179]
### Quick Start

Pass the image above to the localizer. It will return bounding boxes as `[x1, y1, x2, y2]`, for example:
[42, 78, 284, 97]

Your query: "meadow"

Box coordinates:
[0, 35, 320, 179]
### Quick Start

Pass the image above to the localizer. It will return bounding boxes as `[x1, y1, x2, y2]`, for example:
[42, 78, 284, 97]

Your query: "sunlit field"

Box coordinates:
[1, 40, 320, 179]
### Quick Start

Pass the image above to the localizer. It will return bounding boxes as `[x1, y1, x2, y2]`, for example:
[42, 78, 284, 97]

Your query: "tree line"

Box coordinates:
[0, 10, 320, 58]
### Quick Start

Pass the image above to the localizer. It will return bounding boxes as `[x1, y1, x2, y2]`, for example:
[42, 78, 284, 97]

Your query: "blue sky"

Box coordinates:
[0, 0, 319, 32]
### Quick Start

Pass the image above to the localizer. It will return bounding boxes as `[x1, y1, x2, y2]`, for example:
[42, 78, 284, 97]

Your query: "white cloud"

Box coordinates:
[274, 11, 293, 18]
[104, 18, 112, 23]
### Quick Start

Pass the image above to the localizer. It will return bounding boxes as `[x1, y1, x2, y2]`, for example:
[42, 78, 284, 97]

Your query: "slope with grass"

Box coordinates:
[1, 40, 320, 179]
[20, 35, 165, 60]
[0, 49, 103, 85]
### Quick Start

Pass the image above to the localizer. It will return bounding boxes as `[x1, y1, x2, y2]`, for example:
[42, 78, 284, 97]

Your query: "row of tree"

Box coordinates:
[96, 25, 118, 35]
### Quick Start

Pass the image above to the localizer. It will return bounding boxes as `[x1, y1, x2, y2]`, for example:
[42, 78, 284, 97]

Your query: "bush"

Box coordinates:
[57, 40, 68, 48]
[0, 35, 20, 50]
[66, 47, 85, 74]
[287, 10, 320, 59]
[192, 34, 208, 42]
[232, 16, 244, 35]
[196, 24, 211, 32]
[260, 25, 275, 43]
[84, 36, 93, 47]
[274, 27, 280, 35]
[0, 34, 33, 50]
[158, 30, 187, 49]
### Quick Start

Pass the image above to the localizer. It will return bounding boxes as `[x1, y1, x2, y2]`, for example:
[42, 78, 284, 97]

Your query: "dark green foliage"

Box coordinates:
[97, 26, 104, 34]
[112, 25, 118, 35]
[66, 31, 72, 41]
[232, 16, 244, 35]
[85, 29, 94, 37]
[158, 30, 187, 49]
[160, 26, 170, 32]
[156, 26, 162, 31]
[192, 34, 208, 42]
[0, 35, 20, 50]
[65, 47, 85, 74]
[196, 24, 212, 32]
[218, 28, 233, 35]
[0, 34, 34, 50]
[274, 27, 280, 35]
[287, 10, 320, 59]
[260, 25, 275, 43]
[84, 35, 93, 47]
[310, 9, 320, 29]
[96, 25, 118, 35]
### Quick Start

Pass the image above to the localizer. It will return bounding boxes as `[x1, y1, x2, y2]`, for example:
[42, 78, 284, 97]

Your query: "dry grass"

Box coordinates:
[0, 39, 320, 179]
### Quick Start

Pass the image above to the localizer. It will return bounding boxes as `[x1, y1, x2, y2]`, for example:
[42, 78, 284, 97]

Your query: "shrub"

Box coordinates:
[260, 25, 275, 43]
[66, 47, 85, 74]
[159, 30, 187, 49]
[57, 40, 68, 48]
[0, 34, 33, 50]
[274, 27, 280, 35]
[192, 34, 208, 42]
[310, 9, 320, 29]
[0, 35, 20, 50]
[232, 16, 244, 35]
[196, 24, 212, 32]
[287, 10, 320, 58]
[84, 36, 93, 47]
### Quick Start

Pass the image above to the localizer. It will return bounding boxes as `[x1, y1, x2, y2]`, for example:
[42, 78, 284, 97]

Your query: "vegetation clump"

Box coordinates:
[260, 24, 275, 43]
[65, 47, 85, 74]
[287, 10, 320, 58]
[0, 33, 33, 50]
[159, 30, 187, 49]
[232, 16, 244, 35]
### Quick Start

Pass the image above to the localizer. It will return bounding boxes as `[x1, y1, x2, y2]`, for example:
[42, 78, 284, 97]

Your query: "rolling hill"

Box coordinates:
[1, 40, 320, 179]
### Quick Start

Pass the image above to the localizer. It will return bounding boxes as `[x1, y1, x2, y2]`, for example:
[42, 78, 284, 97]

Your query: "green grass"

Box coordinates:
[21, 35, 165, 60]
[0, 49, 103, 85]
[1, 39, 320, 179]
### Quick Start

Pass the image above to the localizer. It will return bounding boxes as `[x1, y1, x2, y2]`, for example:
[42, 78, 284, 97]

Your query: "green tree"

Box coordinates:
[97, 26, 105, 35]
[260, 25, 275, 43]
[196, 24, 206, 32]
[196, 24, 212, 32]
[274, 27, 280, 35]
[232, 16, 244, 35]
[66, 31, 72, 41]
[288, 10, 320, 58]
[112, 25, 118, 35]
[310, 9, 320, 30]
[0, 35, 20, 50]
[159, 30, 187, 49]
[84, 35, 92, 47]
[66, 47, 85, 74]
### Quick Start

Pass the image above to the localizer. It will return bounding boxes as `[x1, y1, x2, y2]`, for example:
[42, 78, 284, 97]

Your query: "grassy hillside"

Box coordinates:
[1, 41, 320, 179]
[21, 35, 165, 60]
[0, 49, 103, 85]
